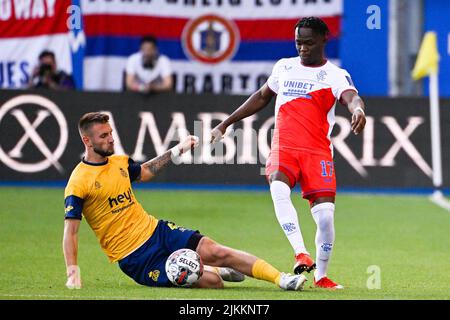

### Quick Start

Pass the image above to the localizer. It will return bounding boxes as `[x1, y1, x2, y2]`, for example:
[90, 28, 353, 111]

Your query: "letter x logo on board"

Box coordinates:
[0, 95, 68, 173]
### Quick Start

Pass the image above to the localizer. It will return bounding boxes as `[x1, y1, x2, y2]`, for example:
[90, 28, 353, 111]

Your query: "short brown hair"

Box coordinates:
[78, 112, 109, 134]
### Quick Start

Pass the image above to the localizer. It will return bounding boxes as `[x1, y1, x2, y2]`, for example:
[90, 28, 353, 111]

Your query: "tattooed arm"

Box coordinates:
[136, 135, 199, 182]
[137, 151, 172, 182]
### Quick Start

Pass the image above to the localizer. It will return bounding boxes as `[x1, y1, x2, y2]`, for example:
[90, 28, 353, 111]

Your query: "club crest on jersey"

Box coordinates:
[317, 70, 327, 82]
[120, 168, 128, 178]
[182, 14, 240, 64]
[95, 181, 101, 189]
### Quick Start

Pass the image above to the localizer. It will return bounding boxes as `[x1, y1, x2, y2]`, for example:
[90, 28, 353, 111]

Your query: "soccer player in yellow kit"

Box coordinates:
[63, 112, 307, 290]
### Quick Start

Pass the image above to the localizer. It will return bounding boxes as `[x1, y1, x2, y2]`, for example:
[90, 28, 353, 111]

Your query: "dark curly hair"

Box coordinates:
[295, 17, 330, 37]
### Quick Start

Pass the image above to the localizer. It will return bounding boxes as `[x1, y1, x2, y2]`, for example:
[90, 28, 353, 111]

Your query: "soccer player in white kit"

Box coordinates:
[211, 17, 366, 289]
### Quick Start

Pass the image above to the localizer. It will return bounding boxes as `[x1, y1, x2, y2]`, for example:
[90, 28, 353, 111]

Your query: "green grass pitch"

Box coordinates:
[0, 187, 449, 300]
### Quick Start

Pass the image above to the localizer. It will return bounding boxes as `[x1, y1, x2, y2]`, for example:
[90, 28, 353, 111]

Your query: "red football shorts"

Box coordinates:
[265, 147, 336, 202]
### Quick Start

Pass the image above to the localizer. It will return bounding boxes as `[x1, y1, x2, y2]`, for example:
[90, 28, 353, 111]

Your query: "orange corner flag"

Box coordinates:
[412, 31, 440, 80]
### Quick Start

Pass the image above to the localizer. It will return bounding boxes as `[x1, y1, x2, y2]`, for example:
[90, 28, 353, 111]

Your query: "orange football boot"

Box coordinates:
[293, 253, 316, 274]
[314, 276, 344, 289]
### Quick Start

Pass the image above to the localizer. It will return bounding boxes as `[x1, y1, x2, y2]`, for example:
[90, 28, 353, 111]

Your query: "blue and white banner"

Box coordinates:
[82, 0, 343, 94]
[0, 0, 343, 94]
[0, 0, 73, 89]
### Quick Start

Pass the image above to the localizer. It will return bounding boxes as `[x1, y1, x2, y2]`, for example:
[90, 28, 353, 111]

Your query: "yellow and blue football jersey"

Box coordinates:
[64, 155, 158, 262]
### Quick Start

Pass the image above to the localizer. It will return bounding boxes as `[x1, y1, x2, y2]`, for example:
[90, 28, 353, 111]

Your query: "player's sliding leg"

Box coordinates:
[193, 266, 224, 289]
[309, 197, 343, 289]
[212, 266, 246, 282]
[194, 266, 245, 288]
[269, 171, 315, 275]
[196, 237, 307, 291]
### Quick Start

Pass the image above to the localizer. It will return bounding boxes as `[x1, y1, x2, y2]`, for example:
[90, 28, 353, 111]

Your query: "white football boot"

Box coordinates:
[279, 272, 307, 291]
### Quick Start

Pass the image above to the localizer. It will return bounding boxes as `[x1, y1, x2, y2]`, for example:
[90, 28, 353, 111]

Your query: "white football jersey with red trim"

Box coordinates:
[267, 57, 357, 155]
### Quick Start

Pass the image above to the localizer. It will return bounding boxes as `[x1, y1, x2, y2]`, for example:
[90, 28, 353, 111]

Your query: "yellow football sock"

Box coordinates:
[251, 259, 281, 285]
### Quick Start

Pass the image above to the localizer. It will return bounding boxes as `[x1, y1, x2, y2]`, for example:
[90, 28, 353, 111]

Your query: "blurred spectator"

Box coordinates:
[29, 50, 75, 90]
[125, 35, 173, 93]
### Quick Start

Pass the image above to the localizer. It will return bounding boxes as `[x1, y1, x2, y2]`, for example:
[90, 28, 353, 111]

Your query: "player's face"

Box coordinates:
[295, 27, 326, 66]
[88, 123, 115, 157]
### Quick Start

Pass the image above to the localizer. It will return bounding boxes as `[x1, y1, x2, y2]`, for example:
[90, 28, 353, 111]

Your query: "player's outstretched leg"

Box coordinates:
[268, 173, 315, 275]
[204, 265, 245, 283]
[193, 266, 246, 288]
[214, 267, 246, 282]
[310, 202, 343, 289]
[196, 237, 307, 291]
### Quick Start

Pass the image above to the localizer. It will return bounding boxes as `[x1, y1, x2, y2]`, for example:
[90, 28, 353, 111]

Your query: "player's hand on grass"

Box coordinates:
[210, 124, 226, 143]
[66, 265, 82, 289]
[351, 107, 366, 135]
[179, 135, 200, 154]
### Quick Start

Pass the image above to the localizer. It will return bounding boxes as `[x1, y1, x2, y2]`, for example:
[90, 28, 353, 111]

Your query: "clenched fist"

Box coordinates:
[171, 135, 200, 157]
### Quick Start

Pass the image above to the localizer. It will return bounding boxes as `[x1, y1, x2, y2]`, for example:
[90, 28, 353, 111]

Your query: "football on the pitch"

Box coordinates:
[165, 248, 203, 287]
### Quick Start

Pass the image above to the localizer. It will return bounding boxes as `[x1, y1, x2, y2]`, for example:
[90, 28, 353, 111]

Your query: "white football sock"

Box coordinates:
[311, 202, 335, 281]
[270, 181, 309, 255]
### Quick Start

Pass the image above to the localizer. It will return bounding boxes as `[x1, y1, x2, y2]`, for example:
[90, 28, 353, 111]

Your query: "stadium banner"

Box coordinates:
[0, 0, 74, 89]
[0, 89, 449, 190]
[81, 0, 343, 94]
[0, 0, 342, 94]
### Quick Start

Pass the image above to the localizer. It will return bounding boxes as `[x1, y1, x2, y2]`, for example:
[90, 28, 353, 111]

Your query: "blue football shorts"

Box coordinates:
[118, 220, 203, 287]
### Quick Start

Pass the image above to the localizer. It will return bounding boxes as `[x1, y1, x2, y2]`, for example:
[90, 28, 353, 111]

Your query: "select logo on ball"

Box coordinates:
[165, 248, 203, 287]
[182, 14, 240, 64]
